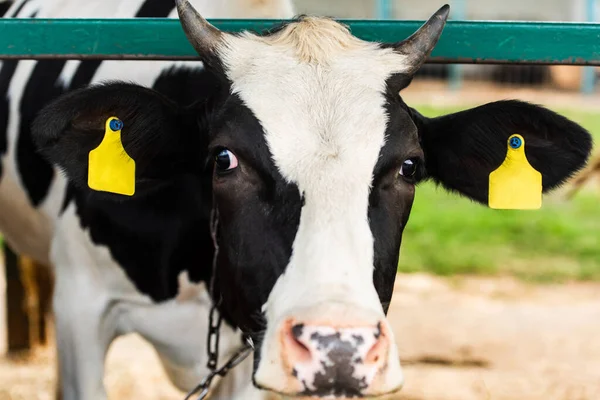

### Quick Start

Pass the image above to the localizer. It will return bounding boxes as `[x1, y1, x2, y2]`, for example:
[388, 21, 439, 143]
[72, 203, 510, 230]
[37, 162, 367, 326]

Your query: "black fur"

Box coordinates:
[368, 85, 423, 313]
[33, 81, 214, 302]
[33, 82, 205, 201]
[16, 60, 64, 206]
[135, 0, 174, 17]
[409, 101, 594, 204]
[207, 94, 303, 335]
[0, 1, 11, 17]
[0, 60, 17, 178]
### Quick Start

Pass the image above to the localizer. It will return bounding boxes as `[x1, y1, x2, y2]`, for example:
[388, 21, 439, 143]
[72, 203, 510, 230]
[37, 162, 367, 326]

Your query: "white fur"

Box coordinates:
[218, 20, 408, 395]
[52, 202, 242, 399]
[0, 0, 295, 398]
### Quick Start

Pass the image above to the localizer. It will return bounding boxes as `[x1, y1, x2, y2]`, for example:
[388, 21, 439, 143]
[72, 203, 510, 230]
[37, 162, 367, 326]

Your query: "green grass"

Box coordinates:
[398, 105, 600, 283]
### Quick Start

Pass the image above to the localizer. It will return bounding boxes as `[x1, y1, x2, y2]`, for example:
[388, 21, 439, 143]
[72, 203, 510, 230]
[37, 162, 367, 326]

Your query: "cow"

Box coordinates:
[0, 0, 293, 398]
[26, 0, 594, 398]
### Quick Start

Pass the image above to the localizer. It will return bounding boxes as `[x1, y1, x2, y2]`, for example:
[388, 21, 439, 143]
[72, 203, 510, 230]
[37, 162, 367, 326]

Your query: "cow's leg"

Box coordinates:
[52, 270, 116, 400]
[122, 274, 244, 393]
[34, 259, 54, 345]
[50, 206, 121, 400]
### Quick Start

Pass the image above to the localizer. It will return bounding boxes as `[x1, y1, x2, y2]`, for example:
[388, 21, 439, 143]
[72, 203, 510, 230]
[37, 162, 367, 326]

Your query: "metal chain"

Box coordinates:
[206, 302, 222, 371]
[182, 204, 253, 400]
[183, 343, 253, 400]
[207, 204, 222, 371]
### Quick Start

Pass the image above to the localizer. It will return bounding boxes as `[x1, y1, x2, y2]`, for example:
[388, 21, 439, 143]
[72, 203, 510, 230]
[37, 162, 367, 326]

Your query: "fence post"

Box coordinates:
[2, 241, 52, 354]
[449, 0, 466, 91]
[0, 242, 5, 355]
[376, 0, 392, 20]
[4, 242, 34, 352]
[582, 0, 596, 94]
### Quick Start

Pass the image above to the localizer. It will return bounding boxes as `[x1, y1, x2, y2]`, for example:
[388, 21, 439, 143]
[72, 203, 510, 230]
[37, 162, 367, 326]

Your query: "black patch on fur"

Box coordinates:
[386, 72, 415, 94]
[0, 1, 12, 16]
[409, 100, 593, 204]
[208, 93, 302, 337]
[0, 60, 18, 178]
[152, 65, 222, 108]
[368, 83, 422, 315]
[135, 0, 174, 17]
[33, 81, 214, 301]
[17, 60, 66, 206]
[59, 0, 183, 213]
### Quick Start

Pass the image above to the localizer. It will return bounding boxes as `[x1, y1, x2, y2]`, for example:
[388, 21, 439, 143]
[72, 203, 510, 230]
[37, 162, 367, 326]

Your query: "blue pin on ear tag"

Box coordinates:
[489, 134, 542, 210]
[88, 117, 136, 196]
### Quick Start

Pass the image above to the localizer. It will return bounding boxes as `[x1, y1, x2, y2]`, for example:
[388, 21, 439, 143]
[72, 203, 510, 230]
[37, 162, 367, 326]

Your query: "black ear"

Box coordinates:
[32, 82, 206, 199]
[410, 100, 594, 204]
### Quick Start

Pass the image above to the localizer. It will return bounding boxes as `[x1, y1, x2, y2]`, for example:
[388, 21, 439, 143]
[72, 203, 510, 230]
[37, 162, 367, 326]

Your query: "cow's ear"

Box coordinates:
[410, 100, 593, 204]
[32, 82, 206, 199]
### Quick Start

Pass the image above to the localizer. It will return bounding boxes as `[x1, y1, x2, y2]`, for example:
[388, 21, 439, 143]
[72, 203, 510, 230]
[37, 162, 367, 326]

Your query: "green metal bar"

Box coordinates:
[448, 0, 466, 90]
[1, 18, 600, 65]
[582, 0, 597, 93]
[376, 0, 393, 20]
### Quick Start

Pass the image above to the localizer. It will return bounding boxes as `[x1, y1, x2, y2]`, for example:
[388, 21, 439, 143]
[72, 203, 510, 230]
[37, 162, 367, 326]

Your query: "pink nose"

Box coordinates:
[280, 319, 389, 396]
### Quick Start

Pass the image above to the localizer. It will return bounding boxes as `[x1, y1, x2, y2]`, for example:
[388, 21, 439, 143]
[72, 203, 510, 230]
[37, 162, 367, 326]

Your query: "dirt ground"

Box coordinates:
[1, 273, 600, 400]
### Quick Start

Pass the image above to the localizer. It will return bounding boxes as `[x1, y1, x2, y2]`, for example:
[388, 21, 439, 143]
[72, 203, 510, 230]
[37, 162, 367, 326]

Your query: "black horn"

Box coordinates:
[394, 4, 450, 75]
[175, 0, 224, 60]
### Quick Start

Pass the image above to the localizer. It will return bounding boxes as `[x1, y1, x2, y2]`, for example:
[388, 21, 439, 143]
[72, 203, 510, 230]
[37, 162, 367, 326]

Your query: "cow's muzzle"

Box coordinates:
[254, 305, 404, 398]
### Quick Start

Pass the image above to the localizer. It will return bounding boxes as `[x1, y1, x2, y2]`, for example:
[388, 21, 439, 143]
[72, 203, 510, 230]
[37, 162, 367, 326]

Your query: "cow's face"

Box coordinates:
[32, 1, 592, 398]
[176, 1, 450, 396]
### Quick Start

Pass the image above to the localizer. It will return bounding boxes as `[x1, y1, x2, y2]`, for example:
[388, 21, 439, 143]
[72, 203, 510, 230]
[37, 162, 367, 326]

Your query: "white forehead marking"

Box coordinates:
[219, 18, 410, 195]
[217, 18, 413, 300]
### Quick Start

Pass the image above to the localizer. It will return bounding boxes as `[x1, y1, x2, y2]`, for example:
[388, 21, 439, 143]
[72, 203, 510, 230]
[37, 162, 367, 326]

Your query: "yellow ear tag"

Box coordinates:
[488, 134, 542, 210]
[88, 117, 135, 196]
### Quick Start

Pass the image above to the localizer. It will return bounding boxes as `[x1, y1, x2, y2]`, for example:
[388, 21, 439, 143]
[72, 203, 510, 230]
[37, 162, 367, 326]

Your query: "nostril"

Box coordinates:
[283, 322, 312, 363]
[291, 323, 304, 339]
[365, 323, 387, 365]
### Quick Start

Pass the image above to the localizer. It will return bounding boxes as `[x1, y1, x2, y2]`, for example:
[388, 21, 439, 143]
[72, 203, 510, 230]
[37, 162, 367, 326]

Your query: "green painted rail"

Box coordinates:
[1, 18, 600, 65]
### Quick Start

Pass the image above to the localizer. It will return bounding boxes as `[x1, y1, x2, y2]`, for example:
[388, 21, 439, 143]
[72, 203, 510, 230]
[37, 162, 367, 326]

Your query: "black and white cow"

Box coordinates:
[0, 0, 293, 398]
[26, 1, 593, 399]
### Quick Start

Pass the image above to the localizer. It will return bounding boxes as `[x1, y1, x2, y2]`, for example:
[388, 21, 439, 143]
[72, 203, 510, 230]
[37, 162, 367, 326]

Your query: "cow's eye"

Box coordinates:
[215, 149, 238, 171]
[399, 158, 418, 180]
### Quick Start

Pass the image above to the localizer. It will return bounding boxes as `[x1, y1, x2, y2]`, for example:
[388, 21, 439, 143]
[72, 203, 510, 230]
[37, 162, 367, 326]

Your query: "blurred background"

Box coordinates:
[1, 0, 599, 399]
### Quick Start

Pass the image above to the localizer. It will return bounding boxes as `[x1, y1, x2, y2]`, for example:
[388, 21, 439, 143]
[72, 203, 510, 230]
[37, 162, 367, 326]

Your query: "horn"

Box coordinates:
[395, 4, 450, 75]
[175, 0, 224, 57]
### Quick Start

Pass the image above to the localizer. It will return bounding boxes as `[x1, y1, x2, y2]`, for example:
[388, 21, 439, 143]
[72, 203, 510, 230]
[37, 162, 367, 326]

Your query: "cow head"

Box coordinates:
[33, 2, 592, 398]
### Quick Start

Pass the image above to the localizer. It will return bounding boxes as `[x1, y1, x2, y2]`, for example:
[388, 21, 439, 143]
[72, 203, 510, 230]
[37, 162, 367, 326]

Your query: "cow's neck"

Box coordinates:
[64, 177, 214, 304]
